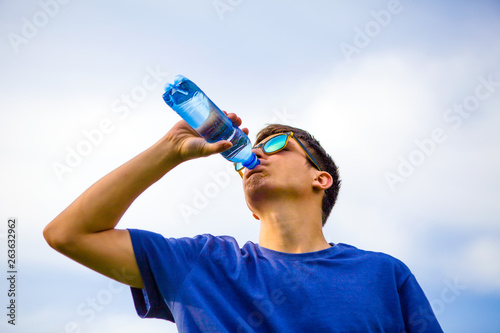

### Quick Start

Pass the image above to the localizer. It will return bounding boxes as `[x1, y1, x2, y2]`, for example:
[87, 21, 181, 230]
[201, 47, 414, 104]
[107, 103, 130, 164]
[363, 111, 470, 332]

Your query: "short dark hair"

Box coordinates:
[255, 124, 341, 226]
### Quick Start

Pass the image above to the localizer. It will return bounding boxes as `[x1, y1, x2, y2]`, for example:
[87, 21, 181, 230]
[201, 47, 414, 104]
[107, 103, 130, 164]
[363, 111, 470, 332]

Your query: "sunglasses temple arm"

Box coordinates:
[294, 136, 321, 171]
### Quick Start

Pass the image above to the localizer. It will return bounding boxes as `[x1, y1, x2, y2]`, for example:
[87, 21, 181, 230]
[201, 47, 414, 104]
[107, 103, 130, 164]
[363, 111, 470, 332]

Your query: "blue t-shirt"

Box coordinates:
[128, 229, 442, 332]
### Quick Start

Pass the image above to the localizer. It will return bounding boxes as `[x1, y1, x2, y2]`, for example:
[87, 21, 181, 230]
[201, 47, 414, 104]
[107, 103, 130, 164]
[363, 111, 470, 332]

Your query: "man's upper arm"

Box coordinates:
[53, 229, 144, 289]
[400, 274, 443, 332]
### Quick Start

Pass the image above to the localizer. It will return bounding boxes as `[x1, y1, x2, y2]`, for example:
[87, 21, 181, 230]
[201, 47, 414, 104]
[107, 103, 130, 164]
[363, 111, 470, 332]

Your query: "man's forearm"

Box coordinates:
[44, 137, 180, 242]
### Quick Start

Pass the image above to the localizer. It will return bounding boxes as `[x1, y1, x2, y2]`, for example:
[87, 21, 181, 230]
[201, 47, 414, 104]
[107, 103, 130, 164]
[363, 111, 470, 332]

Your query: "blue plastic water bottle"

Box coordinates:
[163, 75, 260, 169]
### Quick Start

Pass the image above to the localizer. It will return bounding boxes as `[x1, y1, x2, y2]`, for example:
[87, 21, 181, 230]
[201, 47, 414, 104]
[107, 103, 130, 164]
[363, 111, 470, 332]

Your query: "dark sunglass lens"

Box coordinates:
[264, 135, 288, 153]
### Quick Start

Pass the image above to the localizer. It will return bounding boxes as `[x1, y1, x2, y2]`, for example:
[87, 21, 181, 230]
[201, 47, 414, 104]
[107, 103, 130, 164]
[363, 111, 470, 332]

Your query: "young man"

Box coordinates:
[44, 114, 442, 332]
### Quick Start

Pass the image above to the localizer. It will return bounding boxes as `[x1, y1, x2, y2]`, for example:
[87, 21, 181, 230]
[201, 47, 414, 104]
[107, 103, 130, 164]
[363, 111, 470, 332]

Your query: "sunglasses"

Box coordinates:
[234, 131, 321, 176]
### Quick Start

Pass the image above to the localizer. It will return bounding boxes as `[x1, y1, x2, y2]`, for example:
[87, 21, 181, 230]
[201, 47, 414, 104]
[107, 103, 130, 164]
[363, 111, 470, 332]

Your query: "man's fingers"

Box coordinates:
[221, 111, 249, 136]
[222, 111, 242, 127]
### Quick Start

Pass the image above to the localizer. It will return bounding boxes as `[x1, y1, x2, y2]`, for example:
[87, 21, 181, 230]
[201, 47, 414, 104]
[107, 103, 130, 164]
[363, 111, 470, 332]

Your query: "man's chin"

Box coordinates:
[244, 172, 266, 188]
[243, 176, 274, 202]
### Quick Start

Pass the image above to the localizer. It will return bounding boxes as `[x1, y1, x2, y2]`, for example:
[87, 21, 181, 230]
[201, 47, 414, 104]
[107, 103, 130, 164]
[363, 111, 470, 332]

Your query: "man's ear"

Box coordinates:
[312, 171, 333, 191]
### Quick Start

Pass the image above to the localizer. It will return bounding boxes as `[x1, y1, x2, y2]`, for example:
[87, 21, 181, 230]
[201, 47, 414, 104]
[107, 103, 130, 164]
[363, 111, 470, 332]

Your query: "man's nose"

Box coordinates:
[252, 146, 264, 159]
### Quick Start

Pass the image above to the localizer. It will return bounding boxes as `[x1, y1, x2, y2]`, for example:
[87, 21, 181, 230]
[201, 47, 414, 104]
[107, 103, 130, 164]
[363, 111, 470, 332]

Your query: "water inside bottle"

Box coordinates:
[197, 106, 249, 160]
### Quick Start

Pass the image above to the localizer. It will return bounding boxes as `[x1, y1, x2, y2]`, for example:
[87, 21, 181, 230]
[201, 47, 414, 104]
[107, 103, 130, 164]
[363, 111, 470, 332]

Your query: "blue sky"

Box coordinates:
[1, 0, 500, 332]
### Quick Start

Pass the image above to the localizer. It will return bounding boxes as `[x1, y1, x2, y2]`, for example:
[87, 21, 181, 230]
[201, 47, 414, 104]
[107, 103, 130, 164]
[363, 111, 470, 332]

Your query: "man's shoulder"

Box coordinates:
[128, 229, 235, 242]
[128, 229, 253, 253]
[335, 243, 411, 273]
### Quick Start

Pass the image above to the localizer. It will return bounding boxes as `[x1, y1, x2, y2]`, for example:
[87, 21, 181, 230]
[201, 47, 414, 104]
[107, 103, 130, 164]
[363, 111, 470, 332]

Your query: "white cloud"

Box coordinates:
[460, 237, 500, 293]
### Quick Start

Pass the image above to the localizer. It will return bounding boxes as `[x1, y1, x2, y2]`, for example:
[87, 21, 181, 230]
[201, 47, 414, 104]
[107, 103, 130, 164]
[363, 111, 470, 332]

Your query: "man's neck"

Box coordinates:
[257, 205, 330, 254]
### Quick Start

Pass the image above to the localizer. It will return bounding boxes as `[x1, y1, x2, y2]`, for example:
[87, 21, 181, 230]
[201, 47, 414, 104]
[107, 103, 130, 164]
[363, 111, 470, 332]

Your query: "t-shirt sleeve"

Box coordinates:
[127, 228, 210, 322]
[399, 274, 443, 332]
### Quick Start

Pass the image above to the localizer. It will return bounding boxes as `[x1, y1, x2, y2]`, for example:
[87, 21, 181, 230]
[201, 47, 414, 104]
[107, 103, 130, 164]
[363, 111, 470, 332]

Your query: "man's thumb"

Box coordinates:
[207, 140, 232, 155]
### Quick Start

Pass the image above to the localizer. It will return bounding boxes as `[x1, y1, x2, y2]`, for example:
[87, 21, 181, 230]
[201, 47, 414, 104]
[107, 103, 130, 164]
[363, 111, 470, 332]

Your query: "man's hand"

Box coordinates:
[163, 111, 250, 163]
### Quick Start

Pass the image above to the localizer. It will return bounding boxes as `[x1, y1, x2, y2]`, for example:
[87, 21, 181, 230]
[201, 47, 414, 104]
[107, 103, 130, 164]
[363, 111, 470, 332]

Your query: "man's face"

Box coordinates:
[242, 133, 319, 207]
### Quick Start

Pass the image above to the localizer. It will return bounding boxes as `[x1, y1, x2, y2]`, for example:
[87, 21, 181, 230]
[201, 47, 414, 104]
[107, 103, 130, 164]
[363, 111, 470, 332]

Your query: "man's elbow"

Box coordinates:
[43, 220, 72, 252]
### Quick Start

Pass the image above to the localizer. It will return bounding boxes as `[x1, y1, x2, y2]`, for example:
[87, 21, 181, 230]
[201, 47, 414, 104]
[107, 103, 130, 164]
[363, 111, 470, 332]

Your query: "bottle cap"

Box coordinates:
[243, 154, 260, 169]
